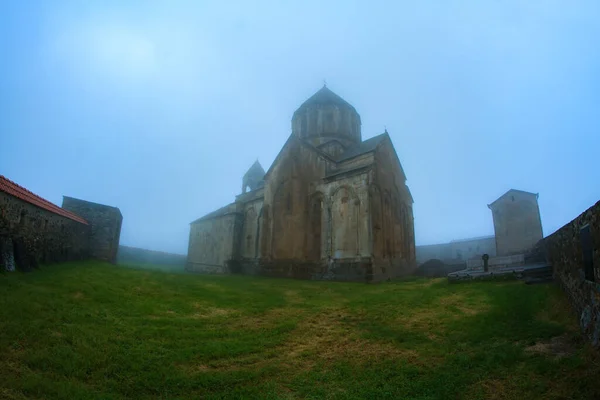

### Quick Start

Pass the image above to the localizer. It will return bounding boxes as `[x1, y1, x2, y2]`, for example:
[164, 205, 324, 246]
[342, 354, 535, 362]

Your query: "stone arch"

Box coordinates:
[330, 184, 358, 202]
[331, 186, 359, 259]
[307, 192, 325, 261]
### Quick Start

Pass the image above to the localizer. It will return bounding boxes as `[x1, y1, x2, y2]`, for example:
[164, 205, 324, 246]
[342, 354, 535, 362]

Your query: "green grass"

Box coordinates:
[117, 262, 186, 274]
[1, 261, 599, 399]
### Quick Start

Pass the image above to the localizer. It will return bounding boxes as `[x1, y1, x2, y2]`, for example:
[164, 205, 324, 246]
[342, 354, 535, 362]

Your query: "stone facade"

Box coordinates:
[539, 200, 600, 347]
[0, 175, 123, 271]
[488, 189, 543, 256]
[187, 86, 416, 282]
[62, 197, 123, 264]
[187, 204, 239, 273]
[0, 191, 91, 271]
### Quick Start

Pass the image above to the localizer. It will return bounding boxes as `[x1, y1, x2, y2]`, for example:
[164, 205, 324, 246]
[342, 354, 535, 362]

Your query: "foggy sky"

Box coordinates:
[1, 1, 599, 254]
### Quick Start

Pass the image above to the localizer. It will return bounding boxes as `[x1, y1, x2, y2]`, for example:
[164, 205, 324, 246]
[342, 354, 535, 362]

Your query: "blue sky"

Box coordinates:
[1, 1, 599, 254]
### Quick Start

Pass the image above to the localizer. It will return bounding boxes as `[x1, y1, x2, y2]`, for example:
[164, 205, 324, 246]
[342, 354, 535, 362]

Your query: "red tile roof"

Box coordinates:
[0, 175, 88, 225]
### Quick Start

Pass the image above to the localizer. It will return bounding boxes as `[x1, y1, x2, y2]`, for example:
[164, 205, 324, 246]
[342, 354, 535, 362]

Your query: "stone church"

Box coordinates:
[187, 86, 415, 282]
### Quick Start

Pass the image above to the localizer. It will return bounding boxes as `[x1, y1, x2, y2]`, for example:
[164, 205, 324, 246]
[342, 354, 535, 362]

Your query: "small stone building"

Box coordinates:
[187, 86, 416, 282]
[488, 189, 543, 256]
[0, 175, 122, 271]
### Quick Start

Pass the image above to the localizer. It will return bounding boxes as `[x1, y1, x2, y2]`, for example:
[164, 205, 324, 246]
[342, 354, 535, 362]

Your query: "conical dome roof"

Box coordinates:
[293, 86, 357, 116]
[243, 160, 265, 179]
[292, 86, 362, 145]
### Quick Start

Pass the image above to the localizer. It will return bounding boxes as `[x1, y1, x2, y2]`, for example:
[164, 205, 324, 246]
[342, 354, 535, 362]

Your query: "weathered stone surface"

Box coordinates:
[488, 189, 543, 256]
[62, 197, 122, 264]
[541, 200, 600, 347]
[0, 191, 91, 269]
[187, 211, 238, 274]
[0, 236, 15, 271]
[1, 178, 123, 271]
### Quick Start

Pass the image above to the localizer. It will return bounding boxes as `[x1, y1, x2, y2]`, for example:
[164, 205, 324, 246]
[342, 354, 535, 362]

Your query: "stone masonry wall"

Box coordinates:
[542, 200, 600, 347]
[491, 192, 543, 256]
[0, 192, 91, 271]
[371, 138, 416, 275]
[187, 213, 238, 274]
[62, 196, 122, 264]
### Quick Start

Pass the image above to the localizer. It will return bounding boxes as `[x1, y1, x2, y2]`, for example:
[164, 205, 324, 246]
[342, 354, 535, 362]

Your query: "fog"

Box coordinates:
[1, 0, 599, 254]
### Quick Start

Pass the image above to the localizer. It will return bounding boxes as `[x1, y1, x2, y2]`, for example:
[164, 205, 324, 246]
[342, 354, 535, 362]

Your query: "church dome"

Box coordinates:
[292, 86, 362, 145]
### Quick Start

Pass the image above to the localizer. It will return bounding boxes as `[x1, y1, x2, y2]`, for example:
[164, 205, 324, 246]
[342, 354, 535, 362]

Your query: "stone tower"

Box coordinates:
[291, 85, 362, 158]
[62, 196, 123, 264]
[488, 189, 543, 256]
[241, 160, 265, 194]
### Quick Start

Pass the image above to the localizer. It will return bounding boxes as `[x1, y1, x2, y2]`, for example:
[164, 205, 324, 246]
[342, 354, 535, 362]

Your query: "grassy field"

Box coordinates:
[1, 262, 599, 399]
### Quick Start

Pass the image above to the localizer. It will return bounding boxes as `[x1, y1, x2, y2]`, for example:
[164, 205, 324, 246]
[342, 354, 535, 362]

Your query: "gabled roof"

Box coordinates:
[293, 85, 358, 116]
[0, 175, 88, 225]
[488, 189, 539, 208]
[263, 134, 337, 179]
[190, 203, 238, 224]
[336, 132, 388, 161]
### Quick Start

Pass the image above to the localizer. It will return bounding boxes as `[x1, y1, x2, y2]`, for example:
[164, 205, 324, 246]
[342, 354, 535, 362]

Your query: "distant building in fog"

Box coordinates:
[416, 235, 496, 265]
[416, 188, 543, 265]
[488, 189, 543, 256]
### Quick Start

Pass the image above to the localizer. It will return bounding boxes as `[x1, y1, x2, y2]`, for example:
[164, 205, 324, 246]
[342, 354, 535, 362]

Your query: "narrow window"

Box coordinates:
[581, 225, 594, 282]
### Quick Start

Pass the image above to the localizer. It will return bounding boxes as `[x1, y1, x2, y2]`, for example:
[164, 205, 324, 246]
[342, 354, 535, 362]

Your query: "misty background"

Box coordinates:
[1, 1, 599, 255]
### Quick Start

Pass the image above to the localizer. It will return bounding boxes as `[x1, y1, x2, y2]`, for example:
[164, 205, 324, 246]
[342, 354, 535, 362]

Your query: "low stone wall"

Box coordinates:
[185, 262, 227, 274]
[542, 200, 600, 347]
[466, 254, 524, 270]
[0, 192, 91, 271]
